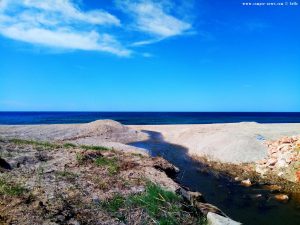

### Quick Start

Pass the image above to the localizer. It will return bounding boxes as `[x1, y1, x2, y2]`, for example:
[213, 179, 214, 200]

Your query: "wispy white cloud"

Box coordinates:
[0, 0, 130, 56]
[117, 0, 192, 45]
[20, 0, 120, 26]
[0, 0, 195, 56]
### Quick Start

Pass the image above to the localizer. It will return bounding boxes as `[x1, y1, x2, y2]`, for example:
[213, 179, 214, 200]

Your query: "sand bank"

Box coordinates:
[129, 122, 300, 163]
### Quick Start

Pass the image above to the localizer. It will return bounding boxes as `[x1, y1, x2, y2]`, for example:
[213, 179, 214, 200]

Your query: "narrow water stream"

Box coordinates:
[129, 130, 300, 225]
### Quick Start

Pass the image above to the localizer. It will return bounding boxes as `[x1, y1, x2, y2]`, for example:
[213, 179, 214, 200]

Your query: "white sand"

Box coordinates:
[130, 122, 300, 163]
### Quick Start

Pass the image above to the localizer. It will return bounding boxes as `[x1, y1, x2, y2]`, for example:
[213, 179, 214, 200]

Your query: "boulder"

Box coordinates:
[207, 212, 241, 225]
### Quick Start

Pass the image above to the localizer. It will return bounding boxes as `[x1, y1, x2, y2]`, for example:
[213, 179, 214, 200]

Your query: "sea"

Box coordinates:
[0, 112, 300, 125]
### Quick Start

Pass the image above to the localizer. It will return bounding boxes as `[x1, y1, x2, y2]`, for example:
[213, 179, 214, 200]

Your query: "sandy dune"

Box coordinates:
[0, 120, 148, 155]
[130, 122, 300, 163]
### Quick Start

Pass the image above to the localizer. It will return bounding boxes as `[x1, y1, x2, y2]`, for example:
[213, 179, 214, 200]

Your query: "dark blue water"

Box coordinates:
[0, 112, 300, 125]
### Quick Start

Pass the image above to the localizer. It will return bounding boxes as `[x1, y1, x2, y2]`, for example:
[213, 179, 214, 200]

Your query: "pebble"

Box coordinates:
[241, 179, 251, 187]
[274, 194, 289, 202]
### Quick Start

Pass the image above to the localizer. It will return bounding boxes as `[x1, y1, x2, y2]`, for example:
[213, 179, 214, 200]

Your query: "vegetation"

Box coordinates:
[0, 178, 25, 196]
[9, 138, 59, 150]
[102, 182, 206, 225]
[95, 156, 120, 175]
[76, 153, 84, 164]
[80, 145, 110, 151]
[63, 143, 77, 148]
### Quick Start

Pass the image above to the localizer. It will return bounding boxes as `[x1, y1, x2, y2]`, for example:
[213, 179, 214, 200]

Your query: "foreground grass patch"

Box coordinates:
[8, 138, 110, 152]
[102, 182, 206, 225]
[0, 178, 25, 196]
[9, 138, 59, 149]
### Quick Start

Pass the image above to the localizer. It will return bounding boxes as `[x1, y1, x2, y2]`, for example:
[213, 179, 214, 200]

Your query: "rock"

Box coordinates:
[271, 148, 278, 154]
[274, 194, 289, 202]
[267, 158, 277, 166]
[276, 159, 287, 168]
[241, 179, 251, 187]
[195, 202, 226, 217]
[234, 177, 240, 181]
[281, 137, 292, 144]
[152, 157, 179, 177]
[277, 172, 284, 177]
[176, 187, 206, 204]
[207, 212, 241, 225]
[258, 159, 267, 165]
[285, 158, 291, 164]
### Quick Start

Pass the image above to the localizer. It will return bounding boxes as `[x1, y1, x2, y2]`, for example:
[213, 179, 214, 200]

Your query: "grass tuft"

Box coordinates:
[9, 138, 59, 149]
[0, 178, 25, 196]
[63, 143, 77, 148]
[80, 145, 110, 151]
[102, 182, 206, 225]
[95, 157, 119, 175]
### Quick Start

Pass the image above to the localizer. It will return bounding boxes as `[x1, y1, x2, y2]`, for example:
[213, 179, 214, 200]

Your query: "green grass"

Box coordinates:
[76, 153, 84, 164]
[9, 138, 60, 149]
[8, 138, 112, 152]
[95, 157, 119, 175]
[102, 182, 206, 225]
[63, 143, 77, 148]
[129, 182, 181, 224]
[0, 178, 25, 196]
[80, 145, 111, 151]
[102, 194, 126, 212]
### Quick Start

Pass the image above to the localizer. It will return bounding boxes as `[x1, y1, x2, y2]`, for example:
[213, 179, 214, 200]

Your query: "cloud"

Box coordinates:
[0, 0, 195, 55]
[20, 0, 120, 26]
[117, 0, 192, 45]
[1, 25, 129, 56]
[0, 0, 130, 56]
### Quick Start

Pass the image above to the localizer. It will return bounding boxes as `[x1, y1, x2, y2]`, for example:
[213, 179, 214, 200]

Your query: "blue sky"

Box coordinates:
[0, 0, 299, 111]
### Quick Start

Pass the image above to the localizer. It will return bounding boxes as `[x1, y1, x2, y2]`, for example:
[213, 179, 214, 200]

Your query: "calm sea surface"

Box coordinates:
[0, 112, 300, 125]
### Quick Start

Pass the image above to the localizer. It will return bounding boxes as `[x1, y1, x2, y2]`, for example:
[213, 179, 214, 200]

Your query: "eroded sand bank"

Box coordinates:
[129, 122, 300, 163]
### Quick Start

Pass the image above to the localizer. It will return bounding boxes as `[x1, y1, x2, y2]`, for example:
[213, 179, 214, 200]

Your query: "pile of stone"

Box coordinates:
[256, 136, 300, 181]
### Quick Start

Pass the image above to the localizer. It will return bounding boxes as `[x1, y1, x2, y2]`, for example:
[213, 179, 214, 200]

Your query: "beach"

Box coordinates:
[1, 120, 300, 224]
[130, 122, 300, 163]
